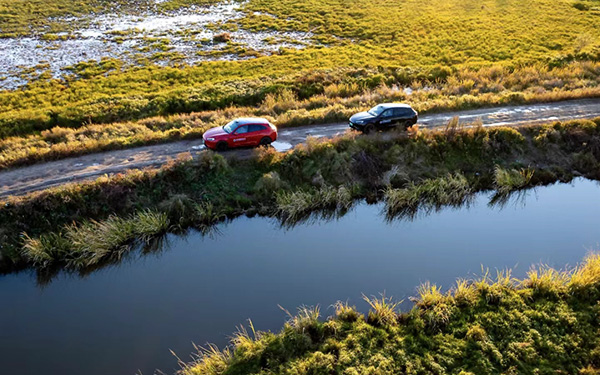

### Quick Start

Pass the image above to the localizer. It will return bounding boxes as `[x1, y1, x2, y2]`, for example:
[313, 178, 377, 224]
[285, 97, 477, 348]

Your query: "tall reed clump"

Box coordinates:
[21, 210, 169, 269]
[275, 185, 353, 223]
[494, 166, 535, 194]
[384, 172, 472, 218]
[179, 253, 600, 375]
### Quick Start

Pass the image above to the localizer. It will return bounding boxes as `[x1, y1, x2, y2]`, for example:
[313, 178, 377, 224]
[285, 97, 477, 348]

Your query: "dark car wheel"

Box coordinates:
[216, 141, 228, 151]
[259, 137, 272, 147]
[363, 124, 375, 134]
[403, 120, 413, 129]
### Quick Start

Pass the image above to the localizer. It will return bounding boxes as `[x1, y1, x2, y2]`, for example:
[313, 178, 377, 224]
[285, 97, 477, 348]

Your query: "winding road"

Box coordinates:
[1, 98, 600, 198]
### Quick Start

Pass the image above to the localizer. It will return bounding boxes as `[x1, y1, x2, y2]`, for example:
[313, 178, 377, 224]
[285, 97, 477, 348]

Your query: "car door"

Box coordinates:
[232, 125, 250, 146]
[378, 109, 395, 127]
[397, 108, 415, 127]
[247, 124, 267, 145]
[392, 108, 407, 127]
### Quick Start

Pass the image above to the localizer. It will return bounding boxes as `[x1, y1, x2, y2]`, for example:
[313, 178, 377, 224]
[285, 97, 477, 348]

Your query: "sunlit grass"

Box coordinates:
[1, 61, 600, 169]
[363, 293, 401, 327]
[179, 252, 600, 375]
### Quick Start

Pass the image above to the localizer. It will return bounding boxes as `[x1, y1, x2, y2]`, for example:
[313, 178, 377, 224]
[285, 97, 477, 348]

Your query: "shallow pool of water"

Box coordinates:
[0, 1, 314, 89]
[1, 179, 599, 375]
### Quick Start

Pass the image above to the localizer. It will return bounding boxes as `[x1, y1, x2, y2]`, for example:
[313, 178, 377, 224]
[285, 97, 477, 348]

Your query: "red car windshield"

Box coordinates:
[223, 120, 237, 133]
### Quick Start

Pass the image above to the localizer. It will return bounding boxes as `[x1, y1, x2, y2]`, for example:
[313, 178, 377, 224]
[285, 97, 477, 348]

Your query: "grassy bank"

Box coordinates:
[178, 253, 600, 375]
[2, 61, 600, 170]
[2, 117, 600, 275]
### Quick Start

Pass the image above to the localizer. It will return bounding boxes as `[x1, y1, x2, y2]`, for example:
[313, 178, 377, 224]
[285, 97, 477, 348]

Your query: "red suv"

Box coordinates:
[203, 118, 278, 151]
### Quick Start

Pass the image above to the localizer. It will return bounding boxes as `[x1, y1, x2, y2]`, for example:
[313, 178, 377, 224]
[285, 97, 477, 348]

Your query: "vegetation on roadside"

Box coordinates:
[1, 0, 600, 168]
[3, 117, 600, 277]
[178, 253, 600, 375]
[2, 61, 600, 170]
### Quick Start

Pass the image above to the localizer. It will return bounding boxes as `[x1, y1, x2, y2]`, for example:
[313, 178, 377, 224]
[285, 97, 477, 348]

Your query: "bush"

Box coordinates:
[254, 171, 286, 199]
[197, 151, 229, 173]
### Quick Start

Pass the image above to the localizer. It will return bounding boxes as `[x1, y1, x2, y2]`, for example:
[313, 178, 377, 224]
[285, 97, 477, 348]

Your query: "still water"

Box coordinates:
[1, 179, 599, 375]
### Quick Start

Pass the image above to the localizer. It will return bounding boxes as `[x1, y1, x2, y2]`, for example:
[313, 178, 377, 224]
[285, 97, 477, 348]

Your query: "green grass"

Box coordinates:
[384, 172, 472, 219]
[22, 210, 169, 268]
[0, 0, 222, 37]
[179, 253, 600, 375]
[494, 166, 535, 194]
[275, 185, 354, 223]
[3, 117, 600, 273]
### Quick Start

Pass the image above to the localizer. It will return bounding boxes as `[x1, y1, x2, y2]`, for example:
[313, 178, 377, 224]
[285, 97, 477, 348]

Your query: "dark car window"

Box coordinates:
[392, 108, 406, 117]
[393, 108, 414, 117]
[249, 124, 266, 132]
[235, 125, 249, 134]
[381, 109, 394, 118]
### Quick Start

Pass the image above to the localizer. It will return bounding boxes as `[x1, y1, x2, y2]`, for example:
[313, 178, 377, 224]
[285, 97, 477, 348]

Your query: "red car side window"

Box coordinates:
[235, 126, 249, 134]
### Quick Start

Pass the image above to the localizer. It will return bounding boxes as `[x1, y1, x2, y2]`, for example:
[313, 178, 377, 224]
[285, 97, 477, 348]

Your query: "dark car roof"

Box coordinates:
[377, 103, 413, 109]
[231, 117, 270, 125]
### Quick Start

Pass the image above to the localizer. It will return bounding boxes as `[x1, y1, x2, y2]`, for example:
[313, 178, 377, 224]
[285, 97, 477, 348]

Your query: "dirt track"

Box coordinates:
[1, 98, 600, 198]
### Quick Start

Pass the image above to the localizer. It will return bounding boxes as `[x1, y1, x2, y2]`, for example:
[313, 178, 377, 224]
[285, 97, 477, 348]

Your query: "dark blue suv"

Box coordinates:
[349, 103, 418, 134]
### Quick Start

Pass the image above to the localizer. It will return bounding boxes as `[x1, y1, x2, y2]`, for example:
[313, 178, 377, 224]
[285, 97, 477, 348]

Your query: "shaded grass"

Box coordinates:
[22, 210, 169, 268]
[494, 166, 535, 194]
[178, 253, 600, 375]
[275, 185, 353, 223]
[384, 173, 472, 219]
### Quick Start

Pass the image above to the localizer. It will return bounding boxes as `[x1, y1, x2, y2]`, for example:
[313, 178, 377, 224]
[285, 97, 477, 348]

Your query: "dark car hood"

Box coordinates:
[203, 126, 228, 138]
[350, 111, 376, 122]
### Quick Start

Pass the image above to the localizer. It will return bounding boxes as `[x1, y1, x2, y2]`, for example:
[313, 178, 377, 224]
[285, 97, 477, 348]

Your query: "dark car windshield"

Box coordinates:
[223, 120, 238, 133]
[368, 105, 386, 116]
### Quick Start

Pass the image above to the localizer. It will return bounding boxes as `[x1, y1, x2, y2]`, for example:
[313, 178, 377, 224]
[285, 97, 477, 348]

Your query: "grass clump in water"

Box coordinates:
[275, 185, 353, 223]
[22, 210, 169, 269]
[384, 172, 472, 219]
[494, 166, 535, 194]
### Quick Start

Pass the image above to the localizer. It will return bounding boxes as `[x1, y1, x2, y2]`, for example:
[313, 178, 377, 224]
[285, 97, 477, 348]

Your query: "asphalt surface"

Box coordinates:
[1, 98, 600, 198]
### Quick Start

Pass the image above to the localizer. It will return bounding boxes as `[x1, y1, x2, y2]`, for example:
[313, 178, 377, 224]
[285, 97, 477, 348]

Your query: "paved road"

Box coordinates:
[1, 98, 599, 198]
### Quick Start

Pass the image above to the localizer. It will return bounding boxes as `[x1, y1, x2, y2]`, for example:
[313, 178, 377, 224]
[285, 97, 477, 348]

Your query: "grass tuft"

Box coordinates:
[177, 343, 231, 375]
[333, 301, 361, 323]
[363, 293, 400, 327]
[275, 185, 353, 223]
[494, 166, 535, 194]
[521, 265, 570, 298]
[385, 173, 472, 219]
